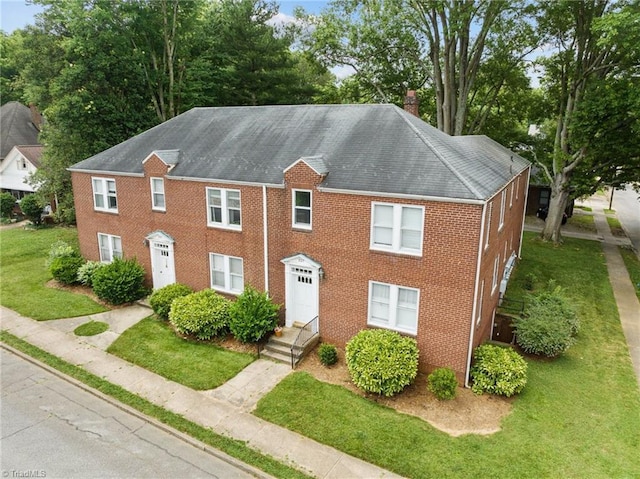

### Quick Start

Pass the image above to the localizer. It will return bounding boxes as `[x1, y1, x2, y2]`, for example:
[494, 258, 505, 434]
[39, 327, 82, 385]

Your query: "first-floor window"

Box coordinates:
[98, 233, 122, 263]
[209, 253, 244, 294]
[368, 281, 419, 334]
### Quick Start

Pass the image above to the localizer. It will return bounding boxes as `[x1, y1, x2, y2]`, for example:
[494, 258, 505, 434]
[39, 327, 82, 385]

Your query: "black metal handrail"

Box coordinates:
[498, 298, 526, 316]
[291, 316, 318, 368]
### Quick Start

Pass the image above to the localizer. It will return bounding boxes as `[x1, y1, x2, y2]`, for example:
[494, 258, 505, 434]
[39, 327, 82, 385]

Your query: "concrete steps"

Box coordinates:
[261, 326, 319, 367]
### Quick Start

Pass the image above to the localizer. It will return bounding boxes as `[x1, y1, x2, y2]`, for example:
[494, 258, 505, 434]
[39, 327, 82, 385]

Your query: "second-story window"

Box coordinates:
[92, 178, 118, 213]
[206, 187, 241, 230]
[151, 177, 165, 211]
[292, 189, 312, 230]
[370, 203, 424, 256]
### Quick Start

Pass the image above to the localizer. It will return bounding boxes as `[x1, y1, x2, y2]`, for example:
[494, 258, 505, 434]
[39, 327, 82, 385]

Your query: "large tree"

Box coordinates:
[303, 0, 537, 135]
[533, 0, 640, 243]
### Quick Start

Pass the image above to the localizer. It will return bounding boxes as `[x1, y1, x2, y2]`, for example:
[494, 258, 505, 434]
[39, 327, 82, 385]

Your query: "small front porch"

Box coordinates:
[260, 320, 320, 368]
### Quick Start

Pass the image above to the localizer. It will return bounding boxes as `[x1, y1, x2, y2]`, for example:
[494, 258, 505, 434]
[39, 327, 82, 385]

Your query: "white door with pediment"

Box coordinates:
[147, 232, 176, 290]
[282, 255, 320, 331]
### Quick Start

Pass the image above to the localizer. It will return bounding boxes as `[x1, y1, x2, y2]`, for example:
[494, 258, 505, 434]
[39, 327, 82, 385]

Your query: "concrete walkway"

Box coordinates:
[525, 198, 640, 385]
[0, 307, 401, 479]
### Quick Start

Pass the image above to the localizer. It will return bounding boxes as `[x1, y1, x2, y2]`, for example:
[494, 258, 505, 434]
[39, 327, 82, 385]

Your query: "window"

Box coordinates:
[515, 176, 520, 199]
[151, 177, 165, 211]
[476, 280, 485, 327]
[484, 203, 493, 249]
[539, 189, 550, 208]
[368, 281, 419, 334]
[92, 178, 118, 212]
[370, 203, 424, 255]
[98, 233, 122, 263]
[206, 188, 241, 230]
[17, 157, 27, 170]
[209, 253, 244, 294]
[499, 189, 506, 230]
[292, 189, 312, 229]
[492, 254, 500, 294]
[509, 184, 514, 208]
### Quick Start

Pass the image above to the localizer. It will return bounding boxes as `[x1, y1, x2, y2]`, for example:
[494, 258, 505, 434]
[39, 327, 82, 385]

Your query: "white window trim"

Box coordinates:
[209, 253, 244, 295]
[509, 184, 514, 208]
[484, 203, 492, 250]
[292, 189, 312, 230]
[492, 254, 500, 294]
[92, 177, 118, 213]
[206, 187, 242, 230]
[515, 176, 520, 199]
[367, 280, 419, 335]
[499, 189, 506, 230]
[151, 177, 166, 211]
[97, 233, 122, 263]
[476, 280, 485, 327]
[370, 202, 424, 256]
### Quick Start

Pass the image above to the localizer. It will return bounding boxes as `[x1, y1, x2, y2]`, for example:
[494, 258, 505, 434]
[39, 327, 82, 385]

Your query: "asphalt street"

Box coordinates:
[0, 348, 257, 479]
[611, 187, 640, 257]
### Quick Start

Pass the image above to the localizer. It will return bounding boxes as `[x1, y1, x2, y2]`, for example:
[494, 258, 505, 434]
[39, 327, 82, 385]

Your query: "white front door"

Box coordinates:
[282, 254, 320, 331]
[150, 240, 175, 290]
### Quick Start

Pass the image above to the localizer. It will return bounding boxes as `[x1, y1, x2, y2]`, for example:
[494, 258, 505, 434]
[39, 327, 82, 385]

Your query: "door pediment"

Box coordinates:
[146, 230, 175, 244]
[281, 253, 321, 270]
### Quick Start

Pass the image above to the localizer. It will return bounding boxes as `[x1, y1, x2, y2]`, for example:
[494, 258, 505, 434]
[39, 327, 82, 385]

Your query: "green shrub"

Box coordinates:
[513, 284, 579, 357]
[50, 255, 85, 285]
[427, 367, 458, 400]
[228, 285, 280, 343]
[169, 289, 230, 340]
[523, 272, 537, 291]
[149, 283, 194, 320]
[0, 192, 16, 218]
[76, 260, 105, 287]
[92, 257, 147, 305]
[470, 344, 527, 397]
[46, 240, 77, 268]
[20, 194, 43, 225]
[345, 329, 418, 397]
[318, 343, 338, 366]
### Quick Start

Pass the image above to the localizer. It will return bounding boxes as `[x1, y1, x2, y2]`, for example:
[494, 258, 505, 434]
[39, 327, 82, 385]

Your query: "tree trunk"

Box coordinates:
[541, 173, 571, 243]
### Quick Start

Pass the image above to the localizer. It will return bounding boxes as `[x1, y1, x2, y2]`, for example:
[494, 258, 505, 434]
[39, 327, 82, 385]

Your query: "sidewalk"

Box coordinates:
[0, 306, 401, 479]
[524, 198, 640, 385]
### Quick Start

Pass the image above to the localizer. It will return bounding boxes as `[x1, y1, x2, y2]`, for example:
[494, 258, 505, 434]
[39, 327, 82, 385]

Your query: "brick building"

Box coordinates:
[69, 95, 530, 385]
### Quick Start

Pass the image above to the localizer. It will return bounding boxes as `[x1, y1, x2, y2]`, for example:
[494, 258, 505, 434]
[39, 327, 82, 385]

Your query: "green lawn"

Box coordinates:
[107, 316, 255, 390]
[606, 215, 626, 237]
[0, 227, 107, 319]
[255, 233, 640, 478]
[620, 246, 640, 301]
[566, 213, 597, 232]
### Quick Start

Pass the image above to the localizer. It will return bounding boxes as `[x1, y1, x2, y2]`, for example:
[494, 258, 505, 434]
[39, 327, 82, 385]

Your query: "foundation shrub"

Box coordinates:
[318, 343, 338, 366]
[50, 255, 85, 285]
[149, 283, 194, 320]
[228, 285, 279, 343]
[76, 260, 105, 287]
[0, 192, 15, 218]
[92, 257, 147, 305]
[345, 329, 418, 397]
[470, 344, 527, 397]
[427, 367, 458, 400]
[20, 194, 44, 225]
[169, 289, 230, 340]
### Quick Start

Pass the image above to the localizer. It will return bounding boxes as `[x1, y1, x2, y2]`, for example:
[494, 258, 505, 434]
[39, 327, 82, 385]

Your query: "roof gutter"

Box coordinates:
[67, 168, 144, 178]
[317, 187, 486, 205]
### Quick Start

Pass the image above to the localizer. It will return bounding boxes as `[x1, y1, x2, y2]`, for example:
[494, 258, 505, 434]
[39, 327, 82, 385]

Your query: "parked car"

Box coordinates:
[536, 206, 568, 225]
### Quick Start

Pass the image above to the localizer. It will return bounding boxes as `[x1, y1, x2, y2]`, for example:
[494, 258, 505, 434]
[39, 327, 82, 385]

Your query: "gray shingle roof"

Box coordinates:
[1, 102, 41, 159]
[69, 104, 529, 201]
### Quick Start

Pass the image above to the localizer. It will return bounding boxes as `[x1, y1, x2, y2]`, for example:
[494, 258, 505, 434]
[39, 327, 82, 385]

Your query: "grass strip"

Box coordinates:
[74, 320, 109, 336]
[619, 246, 640, 301]
[0, 331, 310, 479]
[606, 215, 626, 237]
[107, 316, 255, 390]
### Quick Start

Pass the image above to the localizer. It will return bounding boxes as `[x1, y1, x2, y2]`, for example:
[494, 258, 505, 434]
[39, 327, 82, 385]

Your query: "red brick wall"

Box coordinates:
[72, 157, 530, 382]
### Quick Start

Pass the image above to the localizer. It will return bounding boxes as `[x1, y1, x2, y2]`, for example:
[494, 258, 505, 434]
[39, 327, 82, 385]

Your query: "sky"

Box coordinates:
[0, 0, 330, 33]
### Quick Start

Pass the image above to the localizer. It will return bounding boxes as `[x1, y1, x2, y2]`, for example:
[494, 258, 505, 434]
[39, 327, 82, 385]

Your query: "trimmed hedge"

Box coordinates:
[228, 285, 280, 343]
[470, 344, 527, 397]
[92, 258, 147, 305]
[20, 194, 43, 225]
[318, 343, 338, 366]
[0, 192, 15, 218]
[169, 289, 230, 340]
[149, 283, 194, 320]
[427, 367, 458, 400]
[345, 329, 418, 397]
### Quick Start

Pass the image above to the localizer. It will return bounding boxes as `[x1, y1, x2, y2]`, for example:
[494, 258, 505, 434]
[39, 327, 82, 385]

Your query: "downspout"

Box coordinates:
[519, 168, 532, 258]
[262, 185, 269, 292]
[466, 201, 488, 388]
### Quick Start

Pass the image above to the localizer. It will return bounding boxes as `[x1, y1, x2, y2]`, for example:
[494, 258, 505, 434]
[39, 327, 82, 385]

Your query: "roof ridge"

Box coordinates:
[392, 107, 483, 199]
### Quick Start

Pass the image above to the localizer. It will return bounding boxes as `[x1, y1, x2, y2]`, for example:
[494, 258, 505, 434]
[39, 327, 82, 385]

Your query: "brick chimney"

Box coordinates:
[404, 90, 420, 117]
[29, 103, 43, 131]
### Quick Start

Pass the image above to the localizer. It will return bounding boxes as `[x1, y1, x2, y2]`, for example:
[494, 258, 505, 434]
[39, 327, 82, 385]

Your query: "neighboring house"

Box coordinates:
[0, 145, 43, 199]
[0, 101, 44, 199]
[69, 94, 530, 385]
[525, 166, 574, 218]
